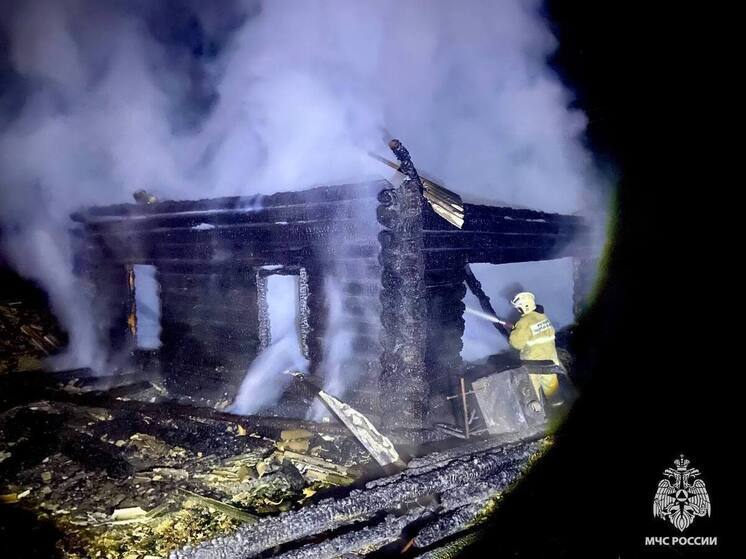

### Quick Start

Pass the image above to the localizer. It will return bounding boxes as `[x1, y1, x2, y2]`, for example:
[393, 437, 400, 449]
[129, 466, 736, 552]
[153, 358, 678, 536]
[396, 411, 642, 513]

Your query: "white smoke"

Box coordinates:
[0, 0, 608, 372]
[230, 273, 309, 415]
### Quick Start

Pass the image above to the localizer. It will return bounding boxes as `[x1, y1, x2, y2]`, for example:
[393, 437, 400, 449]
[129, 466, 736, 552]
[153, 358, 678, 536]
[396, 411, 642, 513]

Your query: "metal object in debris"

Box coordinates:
[446, 377, 476, 439]
[317, 390, 403, 467]
[471, 367, 547, 435]
[421, 183, 465, 229]
[369, 140, 465, 229]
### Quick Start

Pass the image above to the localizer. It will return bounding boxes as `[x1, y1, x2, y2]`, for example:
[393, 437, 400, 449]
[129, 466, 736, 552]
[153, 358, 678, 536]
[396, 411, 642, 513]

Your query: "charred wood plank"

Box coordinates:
[78, 249, 310, 268]
[422, 202, 586, 232]
[274, 510, 426, 559]
[378, 200, 584, 235]
[82, 220, 374, 259]
[72, 181, 389, 222]
[464, 265, 509, 338]
[32, 387, 351, 439]
[376, 177, 428, 429]
[170, 438, 541, 559]
[160, 332, 259, 356]
[78, 258, 306, 274]
[158, 299, 258, 320]
[157, 272, 257, 290]
[79, 244, 383, 268]
[0, 409, 133, 480]
[413, 503, 483, 549]
[80, 199, 372, 235]
[421, 231, 575, 250]
[159, 321, 258, 343]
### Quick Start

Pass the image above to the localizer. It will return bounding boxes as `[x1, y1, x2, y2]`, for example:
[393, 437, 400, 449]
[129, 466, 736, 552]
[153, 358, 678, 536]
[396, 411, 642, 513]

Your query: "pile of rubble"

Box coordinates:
[0, 379, 376, 559]
[0, 369, 548, 559]
[0, 298, 64, 374]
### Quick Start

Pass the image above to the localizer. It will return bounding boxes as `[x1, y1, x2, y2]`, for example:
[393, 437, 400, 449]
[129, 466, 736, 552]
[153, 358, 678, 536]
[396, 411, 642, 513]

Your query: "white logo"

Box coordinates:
[529, 319, 552, 335]
[653, 455, 711, 532]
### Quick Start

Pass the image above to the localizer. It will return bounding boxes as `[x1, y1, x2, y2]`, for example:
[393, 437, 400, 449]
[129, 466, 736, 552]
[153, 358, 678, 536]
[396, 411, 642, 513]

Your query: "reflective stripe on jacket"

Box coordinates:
[508, 311, 560, 365]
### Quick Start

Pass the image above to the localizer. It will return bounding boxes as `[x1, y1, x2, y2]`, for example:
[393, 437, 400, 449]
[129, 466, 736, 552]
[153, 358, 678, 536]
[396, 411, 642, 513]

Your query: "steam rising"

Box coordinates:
[230, 273, 309, 415]
[0, 1, 607, 374]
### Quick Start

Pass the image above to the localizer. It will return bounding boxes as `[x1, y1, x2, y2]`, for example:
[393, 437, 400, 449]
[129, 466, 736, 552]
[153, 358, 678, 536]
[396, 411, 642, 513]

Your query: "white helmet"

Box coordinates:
[511, 292, 536, 314]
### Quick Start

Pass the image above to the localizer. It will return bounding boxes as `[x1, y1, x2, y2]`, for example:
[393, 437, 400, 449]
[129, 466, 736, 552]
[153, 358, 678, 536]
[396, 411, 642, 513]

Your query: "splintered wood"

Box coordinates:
[0, 382, 373, 559]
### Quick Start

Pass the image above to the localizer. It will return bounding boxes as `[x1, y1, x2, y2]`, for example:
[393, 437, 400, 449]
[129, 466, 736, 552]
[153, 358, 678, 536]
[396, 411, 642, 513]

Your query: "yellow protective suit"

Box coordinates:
[508, 310, 560, 399]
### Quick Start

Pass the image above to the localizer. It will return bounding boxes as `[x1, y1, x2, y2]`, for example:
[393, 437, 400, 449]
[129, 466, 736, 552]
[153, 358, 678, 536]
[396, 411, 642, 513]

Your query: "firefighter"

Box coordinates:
[506, 291, 562, 403]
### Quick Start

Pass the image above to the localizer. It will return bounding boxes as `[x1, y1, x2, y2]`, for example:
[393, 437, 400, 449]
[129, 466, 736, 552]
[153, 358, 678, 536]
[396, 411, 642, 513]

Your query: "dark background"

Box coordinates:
[0, 1, 730, 557]
[468, 2, 730, 558]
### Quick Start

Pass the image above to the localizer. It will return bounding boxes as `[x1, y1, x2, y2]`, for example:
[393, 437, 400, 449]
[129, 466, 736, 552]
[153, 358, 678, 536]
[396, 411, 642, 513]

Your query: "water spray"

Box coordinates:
[464, 306, 510, 327]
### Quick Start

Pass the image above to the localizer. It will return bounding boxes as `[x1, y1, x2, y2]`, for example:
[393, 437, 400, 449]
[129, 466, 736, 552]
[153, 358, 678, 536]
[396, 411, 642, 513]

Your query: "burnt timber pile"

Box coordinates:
[0, 366, 548, 558]
[70, 150, 592, 429]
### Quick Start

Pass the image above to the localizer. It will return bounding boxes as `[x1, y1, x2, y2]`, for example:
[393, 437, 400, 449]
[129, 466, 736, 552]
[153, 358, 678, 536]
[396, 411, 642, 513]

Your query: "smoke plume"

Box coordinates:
[0, 0, 608, 372]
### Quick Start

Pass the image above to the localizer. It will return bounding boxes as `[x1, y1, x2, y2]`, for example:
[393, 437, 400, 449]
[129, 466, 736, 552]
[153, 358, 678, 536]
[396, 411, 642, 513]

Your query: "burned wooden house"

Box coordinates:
[71, 141, 593, 429]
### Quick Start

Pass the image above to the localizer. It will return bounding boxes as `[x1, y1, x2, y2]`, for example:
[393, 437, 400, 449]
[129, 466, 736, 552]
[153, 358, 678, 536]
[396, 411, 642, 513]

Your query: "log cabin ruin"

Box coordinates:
[0, 141, 600, 559]
[70, 141, 595, 432]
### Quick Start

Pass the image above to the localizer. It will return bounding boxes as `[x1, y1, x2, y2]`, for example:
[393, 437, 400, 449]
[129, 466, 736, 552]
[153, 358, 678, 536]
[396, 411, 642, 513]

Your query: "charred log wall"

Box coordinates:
[425, 272, 467, 396]
[73, 178, 590, 406]
[72, 237, 133, 354]
[72, 182, 388, 397]
[158, 267, 260, 396]
[376, 181, 428, 429]
[327, 218, 384, 407]
[420, 202, 591, 265]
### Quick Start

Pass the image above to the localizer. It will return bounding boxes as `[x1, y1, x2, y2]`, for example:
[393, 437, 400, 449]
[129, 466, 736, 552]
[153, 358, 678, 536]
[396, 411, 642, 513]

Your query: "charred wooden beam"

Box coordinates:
[80, 200, 368, 235]
[274, 510, 426, 559]
[157, 242, 371, 263]
[303, 267, 327, 375]
[425, 231, 575, 251]
[298, 267, 311, 360]
[464, 265, 509, 337]
[72, 181, 388, 222]
[0, 409, 133, 480]
[413, 503, 483, 549]
[171, 438, 541, 559]
[427, 203, 585, 232]
[82, 220, 364, 248]
[79, 244, 589, 270]
[157, 303, 257, 325]
[411, 469, 519, 549]
[25, 385, 350, 439]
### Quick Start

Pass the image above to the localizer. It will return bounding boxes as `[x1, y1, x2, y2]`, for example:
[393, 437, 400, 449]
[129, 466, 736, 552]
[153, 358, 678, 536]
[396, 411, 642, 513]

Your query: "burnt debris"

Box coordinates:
[170, 437, 543, 559]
